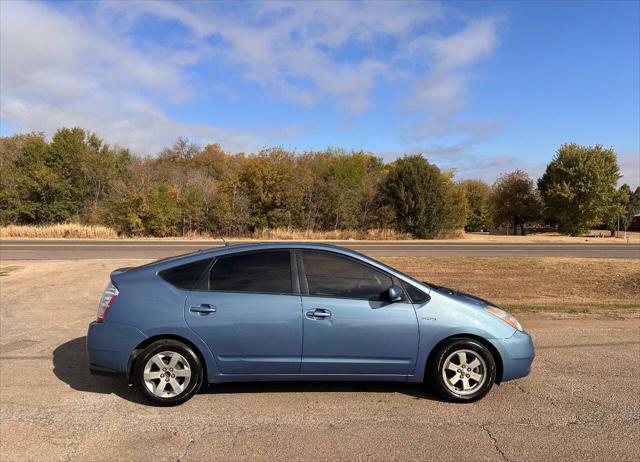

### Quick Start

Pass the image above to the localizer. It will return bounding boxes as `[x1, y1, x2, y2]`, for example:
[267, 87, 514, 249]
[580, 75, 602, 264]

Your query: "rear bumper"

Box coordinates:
[490, 330, 535, 382]
[86, 321, 147, 378]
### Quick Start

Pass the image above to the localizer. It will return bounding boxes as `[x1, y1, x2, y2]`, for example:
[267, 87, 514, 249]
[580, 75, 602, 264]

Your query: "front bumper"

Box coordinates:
[489, 330, 535, 382]
[86, 321, 147, 378]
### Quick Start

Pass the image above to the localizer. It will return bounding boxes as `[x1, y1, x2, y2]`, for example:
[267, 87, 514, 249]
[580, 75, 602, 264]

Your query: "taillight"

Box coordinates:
[97, 282, 119, 322]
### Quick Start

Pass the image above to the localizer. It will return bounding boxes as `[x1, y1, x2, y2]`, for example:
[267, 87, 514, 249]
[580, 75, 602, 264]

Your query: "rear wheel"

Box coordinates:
[432, 339, 496, 402]
[133, 340, 203, 406]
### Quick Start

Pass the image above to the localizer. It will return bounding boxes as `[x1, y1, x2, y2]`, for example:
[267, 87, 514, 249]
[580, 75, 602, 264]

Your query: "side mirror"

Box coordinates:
[384, 285, 405, 303]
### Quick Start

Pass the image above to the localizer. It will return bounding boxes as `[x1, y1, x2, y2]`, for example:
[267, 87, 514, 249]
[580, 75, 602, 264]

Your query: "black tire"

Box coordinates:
[431, 338, 496, 403]
[133, 339, 204, 406]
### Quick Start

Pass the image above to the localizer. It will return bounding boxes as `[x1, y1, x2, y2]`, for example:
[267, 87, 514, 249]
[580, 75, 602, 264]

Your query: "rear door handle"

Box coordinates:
[306, 308, 331, 319]
[190, 304, 216, 314]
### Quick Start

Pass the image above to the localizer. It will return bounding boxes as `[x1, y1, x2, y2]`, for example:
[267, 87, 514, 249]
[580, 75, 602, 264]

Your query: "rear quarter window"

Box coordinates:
[159, 258, 212, 290]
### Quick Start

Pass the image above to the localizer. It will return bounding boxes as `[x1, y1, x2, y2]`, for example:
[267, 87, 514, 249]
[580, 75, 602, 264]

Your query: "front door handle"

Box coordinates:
[190, 304, 216, 314]
[306, 308, 331, 319]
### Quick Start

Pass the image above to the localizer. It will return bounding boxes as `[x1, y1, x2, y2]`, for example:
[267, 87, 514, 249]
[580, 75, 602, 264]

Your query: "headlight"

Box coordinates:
[484, 306, 523, 331]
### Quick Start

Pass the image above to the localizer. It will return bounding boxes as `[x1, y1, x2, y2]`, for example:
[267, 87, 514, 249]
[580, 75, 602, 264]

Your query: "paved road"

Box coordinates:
[1, 260, 638, 461]
[1, 239, 639, 259]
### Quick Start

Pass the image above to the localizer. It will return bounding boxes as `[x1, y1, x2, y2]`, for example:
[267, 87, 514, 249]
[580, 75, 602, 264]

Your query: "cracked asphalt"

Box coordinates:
[1, 260, 639, 461]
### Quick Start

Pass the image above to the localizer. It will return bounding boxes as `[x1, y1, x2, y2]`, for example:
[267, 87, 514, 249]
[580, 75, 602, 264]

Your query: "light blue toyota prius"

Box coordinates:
[87, 243, 534, 405]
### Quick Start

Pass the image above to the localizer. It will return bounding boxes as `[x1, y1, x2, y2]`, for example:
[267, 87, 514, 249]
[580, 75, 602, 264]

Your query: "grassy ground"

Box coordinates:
[382, 257, 640, 315]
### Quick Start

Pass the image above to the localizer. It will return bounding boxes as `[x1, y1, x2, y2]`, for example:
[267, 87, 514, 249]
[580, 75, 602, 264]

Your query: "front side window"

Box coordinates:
[302, 250, 392, 299]
[209, 250, 292, 294]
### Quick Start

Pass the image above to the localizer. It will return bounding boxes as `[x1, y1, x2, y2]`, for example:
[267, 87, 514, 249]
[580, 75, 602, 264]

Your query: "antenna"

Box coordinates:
[220, 235, 229, 247]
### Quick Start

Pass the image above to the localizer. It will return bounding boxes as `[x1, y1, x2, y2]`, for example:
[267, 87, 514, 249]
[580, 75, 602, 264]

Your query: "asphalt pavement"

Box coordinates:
[1, 259, 638, 461]
[1, 239, 639, 259]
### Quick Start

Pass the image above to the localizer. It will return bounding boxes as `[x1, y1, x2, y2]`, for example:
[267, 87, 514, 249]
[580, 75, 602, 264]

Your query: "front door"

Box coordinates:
[185, 250, 302, 374]
[299, 250, 419, 376]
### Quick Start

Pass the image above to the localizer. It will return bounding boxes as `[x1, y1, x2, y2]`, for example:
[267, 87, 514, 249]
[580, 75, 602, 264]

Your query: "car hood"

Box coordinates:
[427, 283, 495, 308]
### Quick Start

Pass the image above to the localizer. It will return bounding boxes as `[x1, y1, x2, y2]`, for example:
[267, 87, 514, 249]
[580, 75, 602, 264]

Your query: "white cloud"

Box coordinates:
[0, 1, 258, 153]
[1, 94, 260, 154]
[429, 18, 499, 70]
[404, 16, 502, 146]
[1, 0, 503, 154]
[105, 0, 443, 112]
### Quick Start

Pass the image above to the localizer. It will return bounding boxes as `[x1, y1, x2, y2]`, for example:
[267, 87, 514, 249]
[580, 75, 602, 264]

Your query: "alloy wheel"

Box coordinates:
[441, 349, 487, 395]
[143, 351, 192, 398]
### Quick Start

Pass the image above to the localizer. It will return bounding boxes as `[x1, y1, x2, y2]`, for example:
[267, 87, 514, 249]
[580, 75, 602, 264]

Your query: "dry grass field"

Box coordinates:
[1, 256, 638, 315]
[383, 257, 640, 315]
[0, 224, 118, 239]
[0, 225, 413, 240]
[2, 223, 639, 243]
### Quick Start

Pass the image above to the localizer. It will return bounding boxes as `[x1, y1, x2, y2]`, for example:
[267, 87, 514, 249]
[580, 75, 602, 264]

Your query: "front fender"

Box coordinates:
[410, 293, 516, 382]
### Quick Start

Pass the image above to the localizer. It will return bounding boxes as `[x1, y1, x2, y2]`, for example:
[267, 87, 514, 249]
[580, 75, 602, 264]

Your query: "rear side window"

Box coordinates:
[210, 250, 292, 294]
[302, 250, 392, 299]
[160, 258, 212, 290]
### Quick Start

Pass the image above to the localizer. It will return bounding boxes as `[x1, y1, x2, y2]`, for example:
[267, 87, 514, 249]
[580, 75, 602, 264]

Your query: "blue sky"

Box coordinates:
[1, 0, 638, 185]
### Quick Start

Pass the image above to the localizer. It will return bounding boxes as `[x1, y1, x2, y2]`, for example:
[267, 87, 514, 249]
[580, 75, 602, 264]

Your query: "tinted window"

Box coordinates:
[210, 251, 292, 294]
[302, 251, 392, 299]
[160, 258, 212, 290]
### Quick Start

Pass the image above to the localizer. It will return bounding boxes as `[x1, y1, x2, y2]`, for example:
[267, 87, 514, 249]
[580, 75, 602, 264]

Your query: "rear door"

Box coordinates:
[299, 250, 419, 376]
[185, 250, 303, 374]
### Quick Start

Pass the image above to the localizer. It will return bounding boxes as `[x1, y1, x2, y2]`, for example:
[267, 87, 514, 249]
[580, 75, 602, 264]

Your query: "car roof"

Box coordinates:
[136, 242, 364, 271]
[125, 241, 430, 293]
[203, 241, 356, 255]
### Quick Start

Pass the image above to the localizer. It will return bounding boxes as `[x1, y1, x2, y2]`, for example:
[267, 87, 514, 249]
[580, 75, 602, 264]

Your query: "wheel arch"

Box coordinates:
[424, 334, 504, 384]
[127, 334, 209, 383]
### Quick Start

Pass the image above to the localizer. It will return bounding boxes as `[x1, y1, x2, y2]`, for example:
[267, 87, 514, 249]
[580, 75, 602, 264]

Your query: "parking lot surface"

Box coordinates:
[1, 260, 639, 461]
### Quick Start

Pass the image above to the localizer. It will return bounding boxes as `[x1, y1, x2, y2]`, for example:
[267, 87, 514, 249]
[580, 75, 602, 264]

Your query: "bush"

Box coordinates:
[383, 155, 466, 239]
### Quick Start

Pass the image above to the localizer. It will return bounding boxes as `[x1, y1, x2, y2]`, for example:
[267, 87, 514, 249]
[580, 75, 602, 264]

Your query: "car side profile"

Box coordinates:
[87, 243, 534, 406]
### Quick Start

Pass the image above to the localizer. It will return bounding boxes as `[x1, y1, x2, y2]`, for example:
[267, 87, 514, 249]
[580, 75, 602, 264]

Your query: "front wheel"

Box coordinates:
[432, 339, 496, 402]
[133, 339, 203, 406]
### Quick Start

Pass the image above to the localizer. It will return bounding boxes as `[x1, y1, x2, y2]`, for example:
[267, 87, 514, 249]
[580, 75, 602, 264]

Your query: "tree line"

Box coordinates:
[1, 127, 638, 238]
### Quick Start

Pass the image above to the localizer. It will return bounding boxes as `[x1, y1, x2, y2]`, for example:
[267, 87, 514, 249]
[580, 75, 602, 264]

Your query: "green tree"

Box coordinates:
[5, 132, 70, 223]
[0, 133, 47, 224]
[81, 134, 132, 223]
[460, 179, 492, 232]
[240, 148, 303, 230]
[179, 184, 206, 234]
[601, 185, 629, 236]
[383, 155, 466, 238]
[144, 184, 181, 236]
[616, 184, 640, 233]
[538, 143, 621, 235]
[491, 170, 541, 235]
[319, 150, 385, 230]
